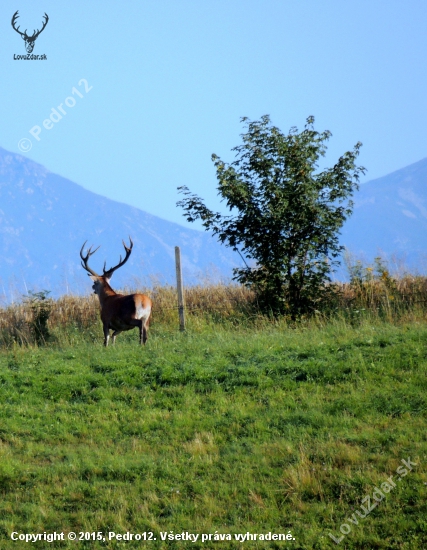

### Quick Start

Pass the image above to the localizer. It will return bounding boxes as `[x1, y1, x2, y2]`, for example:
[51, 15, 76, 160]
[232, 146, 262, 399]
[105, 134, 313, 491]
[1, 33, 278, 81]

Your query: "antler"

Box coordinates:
[32, 13, 49, 40]
[80, 241, 101, 277]
[11, 11, 49, 39]
[11, 11, 25, 37]
[103, 237, 134, 278]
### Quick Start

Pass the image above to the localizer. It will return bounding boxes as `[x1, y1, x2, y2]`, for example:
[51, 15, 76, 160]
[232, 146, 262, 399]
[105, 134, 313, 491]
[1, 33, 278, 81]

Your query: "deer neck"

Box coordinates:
[96, 279, 117, 306]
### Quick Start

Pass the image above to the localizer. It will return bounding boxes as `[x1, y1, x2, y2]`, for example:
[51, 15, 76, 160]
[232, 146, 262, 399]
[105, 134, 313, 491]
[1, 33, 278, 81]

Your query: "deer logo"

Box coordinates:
[11, 11, 49, 54]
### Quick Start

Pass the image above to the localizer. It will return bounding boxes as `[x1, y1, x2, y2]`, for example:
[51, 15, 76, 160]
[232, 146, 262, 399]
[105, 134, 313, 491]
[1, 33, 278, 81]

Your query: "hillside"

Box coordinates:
[0, 313, 425, 549]
[0, 147, 242, 298]
[341, 157, 427, 271]
[1, 147, 427, 299]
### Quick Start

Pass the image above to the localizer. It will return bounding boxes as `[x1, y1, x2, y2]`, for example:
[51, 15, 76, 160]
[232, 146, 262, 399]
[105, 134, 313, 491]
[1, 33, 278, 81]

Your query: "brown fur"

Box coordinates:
[80, 238, 152, 346]
[90, 276, 152, 346]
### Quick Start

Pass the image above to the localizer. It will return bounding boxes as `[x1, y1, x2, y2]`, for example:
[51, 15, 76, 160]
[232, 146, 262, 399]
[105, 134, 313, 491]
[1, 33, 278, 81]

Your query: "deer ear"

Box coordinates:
[89, 275, 97, 281]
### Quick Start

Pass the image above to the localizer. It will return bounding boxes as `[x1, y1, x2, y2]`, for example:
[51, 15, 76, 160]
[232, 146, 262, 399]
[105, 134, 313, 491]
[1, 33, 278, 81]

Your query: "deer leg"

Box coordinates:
[142, 319, 149, 345]
[112, 330, 122, 345]
[103, 324, 110, 347]
[134, 319, 144, 345]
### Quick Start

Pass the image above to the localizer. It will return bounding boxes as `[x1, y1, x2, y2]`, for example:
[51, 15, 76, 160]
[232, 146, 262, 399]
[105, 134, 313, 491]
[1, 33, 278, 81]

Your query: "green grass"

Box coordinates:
[0, 317, 426, 549]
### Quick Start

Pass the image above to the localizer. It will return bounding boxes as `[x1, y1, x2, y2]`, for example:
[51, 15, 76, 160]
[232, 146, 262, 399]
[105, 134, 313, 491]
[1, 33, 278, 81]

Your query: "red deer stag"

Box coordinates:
[80, 238, 152, 346]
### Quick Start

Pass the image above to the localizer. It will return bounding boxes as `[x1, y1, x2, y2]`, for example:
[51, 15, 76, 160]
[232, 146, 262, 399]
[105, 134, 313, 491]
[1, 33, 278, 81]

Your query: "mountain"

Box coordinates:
[0, 147, 242, 299]
[1, 147, 426, 299]
[340, 157, 427, 273]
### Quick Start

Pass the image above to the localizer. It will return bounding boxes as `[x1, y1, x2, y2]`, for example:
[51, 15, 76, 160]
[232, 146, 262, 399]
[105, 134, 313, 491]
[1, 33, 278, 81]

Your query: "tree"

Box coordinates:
[177, 115, 366, 317]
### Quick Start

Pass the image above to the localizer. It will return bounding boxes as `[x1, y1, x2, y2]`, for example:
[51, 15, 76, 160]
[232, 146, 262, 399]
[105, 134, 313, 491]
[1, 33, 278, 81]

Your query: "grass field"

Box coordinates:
[0, 301, 426, 549]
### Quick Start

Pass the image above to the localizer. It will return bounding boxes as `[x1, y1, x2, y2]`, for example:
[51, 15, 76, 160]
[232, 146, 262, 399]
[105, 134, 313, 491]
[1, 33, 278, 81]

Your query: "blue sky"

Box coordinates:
[2, 0, 427, 230]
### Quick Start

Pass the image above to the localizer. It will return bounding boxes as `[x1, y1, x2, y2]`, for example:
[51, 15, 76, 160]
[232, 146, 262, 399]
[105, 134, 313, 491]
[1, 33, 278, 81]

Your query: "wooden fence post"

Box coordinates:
[175, 246, 186, 331]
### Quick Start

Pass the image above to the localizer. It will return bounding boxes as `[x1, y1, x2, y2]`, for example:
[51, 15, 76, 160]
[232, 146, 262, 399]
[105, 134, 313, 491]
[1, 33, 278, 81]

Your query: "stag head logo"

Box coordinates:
[11, 11, 49, 53]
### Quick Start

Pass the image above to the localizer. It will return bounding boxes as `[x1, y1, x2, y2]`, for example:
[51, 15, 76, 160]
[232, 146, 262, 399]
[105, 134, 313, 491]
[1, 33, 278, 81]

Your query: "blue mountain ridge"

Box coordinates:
[0, 147, 242, 298]
[1, 147, 426, 298]
[340, 156, 427, 274]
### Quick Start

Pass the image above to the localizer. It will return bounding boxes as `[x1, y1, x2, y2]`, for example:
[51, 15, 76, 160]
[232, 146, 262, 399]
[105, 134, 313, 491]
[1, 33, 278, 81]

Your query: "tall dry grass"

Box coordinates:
[334, 257, 427, 321]
[0, 268, 426, 347]
[0, 284, 256, 346]
[335, 275, 427, 312]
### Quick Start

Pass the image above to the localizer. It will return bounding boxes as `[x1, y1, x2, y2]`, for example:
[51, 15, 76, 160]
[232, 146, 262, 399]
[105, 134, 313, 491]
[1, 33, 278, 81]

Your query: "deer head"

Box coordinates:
[11, 11, 49, 54]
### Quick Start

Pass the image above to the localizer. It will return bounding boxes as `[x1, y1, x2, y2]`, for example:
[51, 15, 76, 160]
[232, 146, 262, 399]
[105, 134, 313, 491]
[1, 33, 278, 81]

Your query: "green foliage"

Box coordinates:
[348, 256, 396, 288]
[24, 290, 52, 345]
[178, 115, 365, 317]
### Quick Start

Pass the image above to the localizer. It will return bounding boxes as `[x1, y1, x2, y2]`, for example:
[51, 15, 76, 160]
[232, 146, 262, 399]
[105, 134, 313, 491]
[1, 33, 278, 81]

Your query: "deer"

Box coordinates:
[80, 238, 152, 346]
[11, 11, 49, 54]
